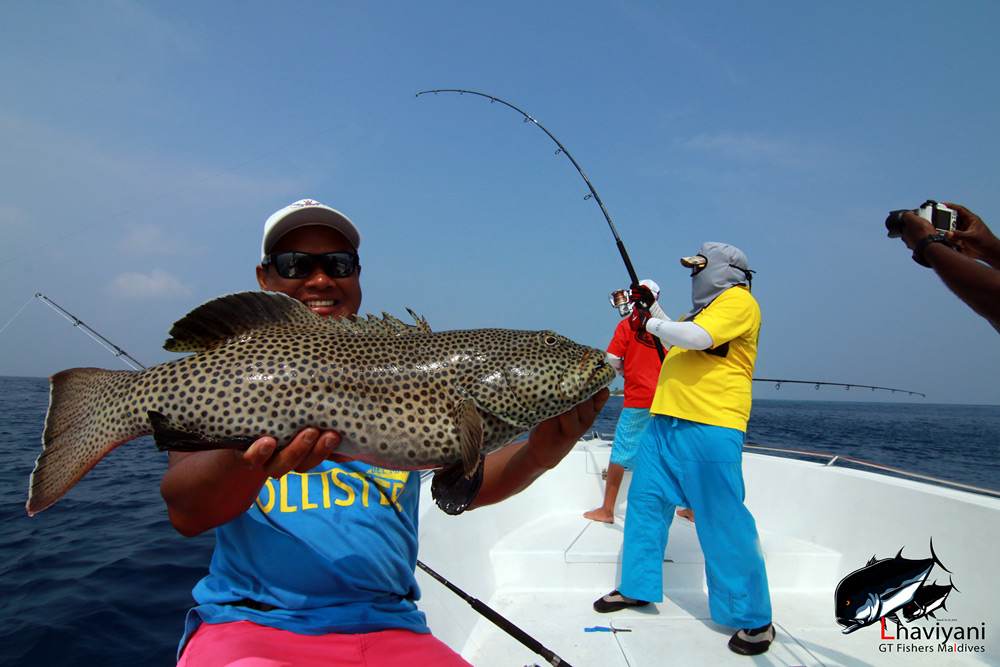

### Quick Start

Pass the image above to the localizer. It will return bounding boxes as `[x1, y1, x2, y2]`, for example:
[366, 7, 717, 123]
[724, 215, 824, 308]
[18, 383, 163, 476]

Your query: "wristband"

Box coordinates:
[912, 234, 952, 268]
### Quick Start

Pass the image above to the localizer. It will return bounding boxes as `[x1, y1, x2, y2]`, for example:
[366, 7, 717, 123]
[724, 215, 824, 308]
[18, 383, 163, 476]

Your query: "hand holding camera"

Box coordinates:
[945, 203, 1000, 269]
[886, 200, 958, 267]
[885, 200, 957, 240]
[886, 200, 1000, 334]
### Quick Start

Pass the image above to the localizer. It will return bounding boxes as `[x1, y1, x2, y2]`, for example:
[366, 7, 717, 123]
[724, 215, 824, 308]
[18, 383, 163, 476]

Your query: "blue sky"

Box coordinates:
[1, 1, 998, 405]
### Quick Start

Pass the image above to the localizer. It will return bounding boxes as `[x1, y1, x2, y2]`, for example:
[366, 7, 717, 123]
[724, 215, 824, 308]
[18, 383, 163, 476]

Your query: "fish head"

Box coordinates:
[835, 569, 886, 631]
[497, 330, 615, 422]
[836, 591, 882, 633]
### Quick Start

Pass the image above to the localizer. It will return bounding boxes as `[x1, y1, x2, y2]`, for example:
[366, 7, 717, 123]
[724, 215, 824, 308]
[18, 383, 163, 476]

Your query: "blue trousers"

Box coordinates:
[619, 415, 771, 629]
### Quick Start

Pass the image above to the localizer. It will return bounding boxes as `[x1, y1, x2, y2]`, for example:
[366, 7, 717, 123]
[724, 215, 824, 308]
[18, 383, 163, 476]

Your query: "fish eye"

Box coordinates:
[541, 334, 558, 346]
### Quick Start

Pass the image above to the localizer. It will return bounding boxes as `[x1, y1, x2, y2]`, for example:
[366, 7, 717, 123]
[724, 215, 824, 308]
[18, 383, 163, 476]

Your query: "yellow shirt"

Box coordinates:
[649, 286, 760, 431]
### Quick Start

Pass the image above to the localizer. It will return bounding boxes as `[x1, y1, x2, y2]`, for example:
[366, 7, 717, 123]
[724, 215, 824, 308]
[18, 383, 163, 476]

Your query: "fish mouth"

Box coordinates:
[838, 620, 866, 634]
[571, 350, 616, 398]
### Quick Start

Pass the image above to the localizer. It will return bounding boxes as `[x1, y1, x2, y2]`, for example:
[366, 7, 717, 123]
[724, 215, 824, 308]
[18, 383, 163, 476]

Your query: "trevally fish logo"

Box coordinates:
[900, 578, 958, 623]
[834, 539, 953, 634]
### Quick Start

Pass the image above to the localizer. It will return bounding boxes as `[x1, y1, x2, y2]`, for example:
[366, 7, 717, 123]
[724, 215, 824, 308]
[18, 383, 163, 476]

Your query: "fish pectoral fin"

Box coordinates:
[455, 399, 484, 478]
[431, 459, 485, 516]
[148, 411, 257, 452]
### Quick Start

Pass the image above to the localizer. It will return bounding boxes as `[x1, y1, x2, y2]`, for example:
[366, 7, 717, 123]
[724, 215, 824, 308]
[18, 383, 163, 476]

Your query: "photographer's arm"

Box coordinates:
[901, 210, 1000, 334]
[920, 242, 1000, 334]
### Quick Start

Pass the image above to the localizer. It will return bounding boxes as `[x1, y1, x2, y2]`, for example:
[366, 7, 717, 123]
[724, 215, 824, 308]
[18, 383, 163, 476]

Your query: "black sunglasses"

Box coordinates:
[262, 251, 360, 280]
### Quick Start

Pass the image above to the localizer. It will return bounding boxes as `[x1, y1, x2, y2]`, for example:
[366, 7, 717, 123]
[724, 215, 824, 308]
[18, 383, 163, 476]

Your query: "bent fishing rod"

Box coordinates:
[416, 89, 669, 362]
[31, 293, 576, 667]
[416, 89, 639, 287]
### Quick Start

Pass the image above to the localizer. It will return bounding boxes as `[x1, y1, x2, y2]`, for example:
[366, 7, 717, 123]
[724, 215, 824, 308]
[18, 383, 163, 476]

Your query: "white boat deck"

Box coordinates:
[417, 439, 1000, 666]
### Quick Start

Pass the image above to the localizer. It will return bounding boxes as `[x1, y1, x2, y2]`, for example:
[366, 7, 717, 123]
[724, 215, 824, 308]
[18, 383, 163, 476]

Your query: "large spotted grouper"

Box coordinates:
[27, 291, 615, 516]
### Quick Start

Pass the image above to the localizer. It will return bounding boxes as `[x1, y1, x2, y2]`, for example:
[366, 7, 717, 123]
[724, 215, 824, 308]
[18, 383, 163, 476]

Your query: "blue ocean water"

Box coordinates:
[1, 376, 998, 666]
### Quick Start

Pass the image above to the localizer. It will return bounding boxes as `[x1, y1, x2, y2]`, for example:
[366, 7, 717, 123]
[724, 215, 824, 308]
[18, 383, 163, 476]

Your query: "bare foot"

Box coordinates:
[676, 508, 694, 522]
[583, 507, 615, 523]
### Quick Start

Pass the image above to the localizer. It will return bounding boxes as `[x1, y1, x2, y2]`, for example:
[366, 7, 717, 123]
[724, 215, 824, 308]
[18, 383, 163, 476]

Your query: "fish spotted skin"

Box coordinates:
[27, 291, 615, 515]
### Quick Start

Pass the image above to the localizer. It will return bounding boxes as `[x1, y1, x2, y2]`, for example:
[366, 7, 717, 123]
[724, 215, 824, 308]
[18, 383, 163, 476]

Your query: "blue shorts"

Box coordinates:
[610, 407, 651, 469]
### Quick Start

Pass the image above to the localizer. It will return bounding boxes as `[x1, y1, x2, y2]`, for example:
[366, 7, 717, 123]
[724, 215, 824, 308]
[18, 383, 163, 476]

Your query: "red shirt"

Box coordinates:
[606, 317, 665, 408]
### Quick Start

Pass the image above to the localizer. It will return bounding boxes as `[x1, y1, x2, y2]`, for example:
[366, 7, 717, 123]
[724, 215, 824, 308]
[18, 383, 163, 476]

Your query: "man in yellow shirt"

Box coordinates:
[593, 242, 774, 656]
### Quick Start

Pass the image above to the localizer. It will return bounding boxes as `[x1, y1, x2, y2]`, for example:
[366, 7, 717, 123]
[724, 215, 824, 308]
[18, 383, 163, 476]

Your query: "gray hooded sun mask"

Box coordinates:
[687, 242, 753, 317]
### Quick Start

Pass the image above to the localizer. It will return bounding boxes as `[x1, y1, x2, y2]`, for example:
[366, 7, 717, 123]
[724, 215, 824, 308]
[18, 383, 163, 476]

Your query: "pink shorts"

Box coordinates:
[177, 620, 472, 667]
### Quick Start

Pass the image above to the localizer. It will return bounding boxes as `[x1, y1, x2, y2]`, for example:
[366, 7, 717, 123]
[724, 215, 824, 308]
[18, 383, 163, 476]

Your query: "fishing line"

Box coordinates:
[0, 295, 36, 338]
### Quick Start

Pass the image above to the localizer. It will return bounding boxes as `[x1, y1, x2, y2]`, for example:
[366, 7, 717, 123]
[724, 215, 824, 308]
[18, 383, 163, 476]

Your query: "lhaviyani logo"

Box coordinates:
[834, 539, 987, 656]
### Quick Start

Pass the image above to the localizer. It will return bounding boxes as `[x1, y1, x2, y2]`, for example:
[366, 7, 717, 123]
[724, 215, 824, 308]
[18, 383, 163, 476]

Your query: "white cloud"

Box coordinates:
[104, 269, 192, 299]
[683, 132, 830, 168]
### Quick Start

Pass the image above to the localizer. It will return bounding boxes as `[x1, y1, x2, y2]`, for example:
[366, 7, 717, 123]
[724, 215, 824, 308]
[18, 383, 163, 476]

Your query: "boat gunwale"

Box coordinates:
[580, 431, 1000, 499]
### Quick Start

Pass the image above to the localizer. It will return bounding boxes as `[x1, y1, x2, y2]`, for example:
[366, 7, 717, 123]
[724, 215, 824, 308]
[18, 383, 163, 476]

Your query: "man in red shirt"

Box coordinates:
[584, 280, 669, 524]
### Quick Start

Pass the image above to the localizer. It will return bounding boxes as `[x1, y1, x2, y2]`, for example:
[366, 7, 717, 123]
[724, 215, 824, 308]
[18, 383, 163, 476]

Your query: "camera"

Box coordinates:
[885, 200, 957, 238]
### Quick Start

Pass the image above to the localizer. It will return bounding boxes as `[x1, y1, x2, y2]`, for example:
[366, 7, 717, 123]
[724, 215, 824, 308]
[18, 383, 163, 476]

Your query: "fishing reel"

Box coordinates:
[609, 288, 632, 317]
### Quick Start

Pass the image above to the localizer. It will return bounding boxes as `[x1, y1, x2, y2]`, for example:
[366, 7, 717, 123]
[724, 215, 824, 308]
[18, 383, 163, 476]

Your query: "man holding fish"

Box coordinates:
[162, 199, 610, 665]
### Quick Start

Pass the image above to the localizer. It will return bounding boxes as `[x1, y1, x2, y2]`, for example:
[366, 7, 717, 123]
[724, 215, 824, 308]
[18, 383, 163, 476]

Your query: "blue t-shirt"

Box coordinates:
[179, 459, 428, 656]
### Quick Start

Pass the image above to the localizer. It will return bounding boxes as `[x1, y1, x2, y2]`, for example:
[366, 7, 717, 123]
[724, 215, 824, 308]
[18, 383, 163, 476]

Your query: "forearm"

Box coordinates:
[468, 388, 609, 509]
[161, 450, 269, 536]
[924, 243, 1000, 333]
[161, 429, 341, 536]
[467, 439, 554, 509]
[645, 318, 714, 350]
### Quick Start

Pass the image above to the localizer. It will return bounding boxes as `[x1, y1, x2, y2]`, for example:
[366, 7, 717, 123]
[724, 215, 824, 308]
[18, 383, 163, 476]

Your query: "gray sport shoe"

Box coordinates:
[728, 623, 775, 655]
[593, 588, 650, 613]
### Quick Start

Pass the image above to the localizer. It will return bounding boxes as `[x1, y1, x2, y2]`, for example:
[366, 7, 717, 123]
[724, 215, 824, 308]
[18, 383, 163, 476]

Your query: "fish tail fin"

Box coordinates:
[929, 537, 952, 574]
[27, 368, 143, 515]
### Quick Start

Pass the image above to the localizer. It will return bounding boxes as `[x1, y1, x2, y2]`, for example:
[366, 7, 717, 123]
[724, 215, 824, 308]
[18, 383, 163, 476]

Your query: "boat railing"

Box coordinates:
[578, 432, 1000, 499]
[743, 444, 1000, 498]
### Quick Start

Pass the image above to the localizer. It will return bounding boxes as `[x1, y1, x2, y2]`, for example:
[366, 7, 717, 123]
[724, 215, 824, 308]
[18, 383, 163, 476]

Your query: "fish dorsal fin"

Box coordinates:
[866, 555, 878, 567]
[324, 309, 432, 336]
[164, 291, 326, 353]
[164, 291, 433, 353]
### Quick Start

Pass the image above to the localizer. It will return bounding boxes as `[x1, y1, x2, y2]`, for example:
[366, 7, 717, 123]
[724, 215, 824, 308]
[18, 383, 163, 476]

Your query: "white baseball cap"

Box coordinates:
[639, 279, 660, 299]
[261, 199, 361, 260]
